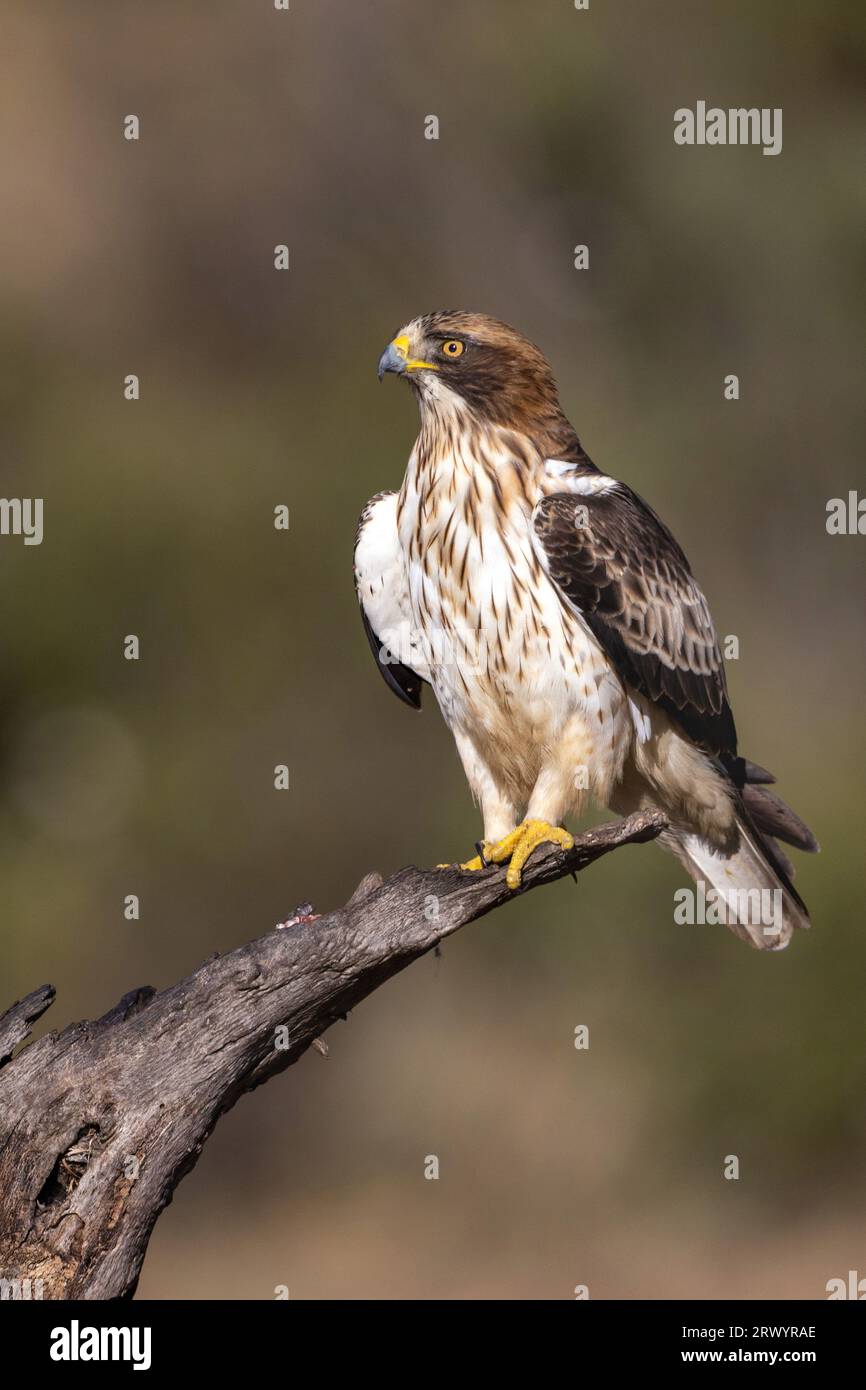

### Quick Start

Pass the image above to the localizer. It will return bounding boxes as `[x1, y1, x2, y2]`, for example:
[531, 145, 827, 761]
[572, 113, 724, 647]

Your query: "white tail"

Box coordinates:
[665, 815, 811, 951]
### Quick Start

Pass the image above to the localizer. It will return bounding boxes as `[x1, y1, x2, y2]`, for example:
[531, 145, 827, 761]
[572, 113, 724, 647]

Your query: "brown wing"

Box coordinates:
[534, 487, 738, 758]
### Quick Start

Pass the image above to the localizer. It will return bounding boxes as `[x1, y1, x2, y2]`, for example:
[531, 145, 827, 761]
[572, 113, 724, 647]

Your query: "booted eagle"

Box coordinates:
[355, 312, 817, 949]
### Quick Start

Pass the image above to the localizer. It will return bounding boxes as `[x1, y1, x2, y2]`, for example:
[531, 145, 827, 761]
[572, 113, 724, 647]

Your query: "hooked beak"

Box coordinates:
[377, 333, 438, 381]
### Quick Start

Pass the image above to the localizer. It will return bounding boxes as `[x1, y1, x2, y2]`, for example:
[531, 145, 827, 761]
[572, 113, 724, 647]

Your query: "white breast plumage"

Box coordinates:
[390, 425, 630, 808]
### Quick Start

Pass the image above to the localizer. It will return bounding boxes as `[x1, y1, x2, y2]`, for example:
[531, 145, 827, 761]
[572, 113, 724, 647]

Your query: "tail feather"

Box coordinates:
[618, 744, 817, 951]
[665, 806, 812, 952]
[756, 832, 795, 884]
[741, 783, 820, 855]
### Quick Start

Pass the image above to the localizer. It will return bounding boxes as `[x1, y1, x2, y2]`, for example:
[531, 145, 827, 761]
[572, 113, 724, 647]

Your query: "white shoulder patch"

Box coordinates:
[544, 457, 578, 478]
[544, 460, 618, 495]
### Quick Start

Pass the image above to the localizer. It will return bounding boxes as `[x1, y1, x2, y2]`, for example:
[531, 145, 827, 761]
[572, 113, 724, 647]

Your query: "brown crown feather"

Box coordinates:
[411, 311, 585, 458]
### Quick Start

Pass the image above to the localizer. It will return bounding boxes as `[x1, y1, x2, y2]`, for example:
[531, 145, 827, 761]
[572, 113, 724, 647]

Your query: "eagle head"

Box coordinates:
[377, 310, 564, 434]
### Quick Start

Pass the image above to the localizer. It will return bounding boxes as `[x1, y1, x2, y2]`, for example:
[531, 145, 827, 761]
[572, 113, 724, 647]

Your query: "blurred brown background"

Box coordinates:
[1, 0, 864, 1299]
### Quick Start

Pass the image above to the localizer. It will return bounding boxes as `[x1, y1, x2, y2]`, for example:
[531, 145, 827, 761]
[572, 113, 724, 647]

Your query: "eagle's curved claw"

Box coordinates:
[437, 841, 492, 872]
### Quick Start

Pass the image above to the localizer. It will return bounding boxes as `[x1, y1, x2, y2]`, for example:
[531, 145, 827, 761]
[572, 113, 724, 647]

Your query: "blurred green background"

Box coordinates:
[1, 0, 864, 1298]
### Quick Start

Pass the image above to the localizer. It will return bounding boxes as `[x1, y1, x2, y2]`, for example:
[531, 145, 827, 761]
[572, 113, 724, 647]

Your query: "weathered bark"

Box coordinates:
[0, 810, 665, 1300]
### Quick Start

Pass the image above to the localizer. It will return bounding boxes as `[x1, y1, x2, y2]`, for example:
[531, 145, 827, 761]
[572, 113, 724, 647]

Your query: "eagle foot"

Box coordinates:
[448, 821, 574, 886]
[483, 820, 575, 890]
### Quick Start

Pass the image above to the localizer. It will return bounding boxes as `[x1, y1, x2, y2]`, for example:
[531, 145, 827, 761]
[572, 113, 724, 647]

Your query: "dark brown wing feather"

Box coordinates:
[534, 488, 738, 757]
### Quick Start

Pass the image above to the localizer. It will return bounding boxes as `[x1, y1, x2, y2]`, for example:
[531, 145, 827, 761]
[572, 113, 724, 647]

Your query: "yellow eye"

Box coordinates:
[441, 339, 464, 358]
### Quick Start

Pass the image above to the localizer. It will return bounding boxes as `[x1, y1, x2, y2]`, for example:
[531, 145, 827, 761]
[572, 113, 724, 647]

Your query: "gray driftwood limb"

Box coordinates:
[0, 809, 665, 1300]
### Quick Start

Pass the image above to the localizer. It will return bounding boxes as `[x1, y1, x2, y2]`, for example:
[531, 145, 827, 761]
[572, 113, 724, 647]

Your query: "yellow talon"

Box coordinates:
[484, 819, 574, 890]
[441, 821, 572, 884]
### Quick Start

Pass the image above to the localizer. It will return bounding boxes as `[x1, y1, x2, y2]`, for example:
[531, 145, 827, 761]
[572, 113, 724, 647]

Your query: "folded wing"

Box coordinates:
[532, 481, 738, 761]
[354, 490, 427, 709]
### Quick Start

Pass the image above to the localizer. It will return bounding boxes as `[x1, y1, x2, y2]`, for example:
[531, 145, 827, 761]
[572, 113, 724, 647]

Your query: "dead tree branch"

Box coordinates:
[0, 809, 665, 1300]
